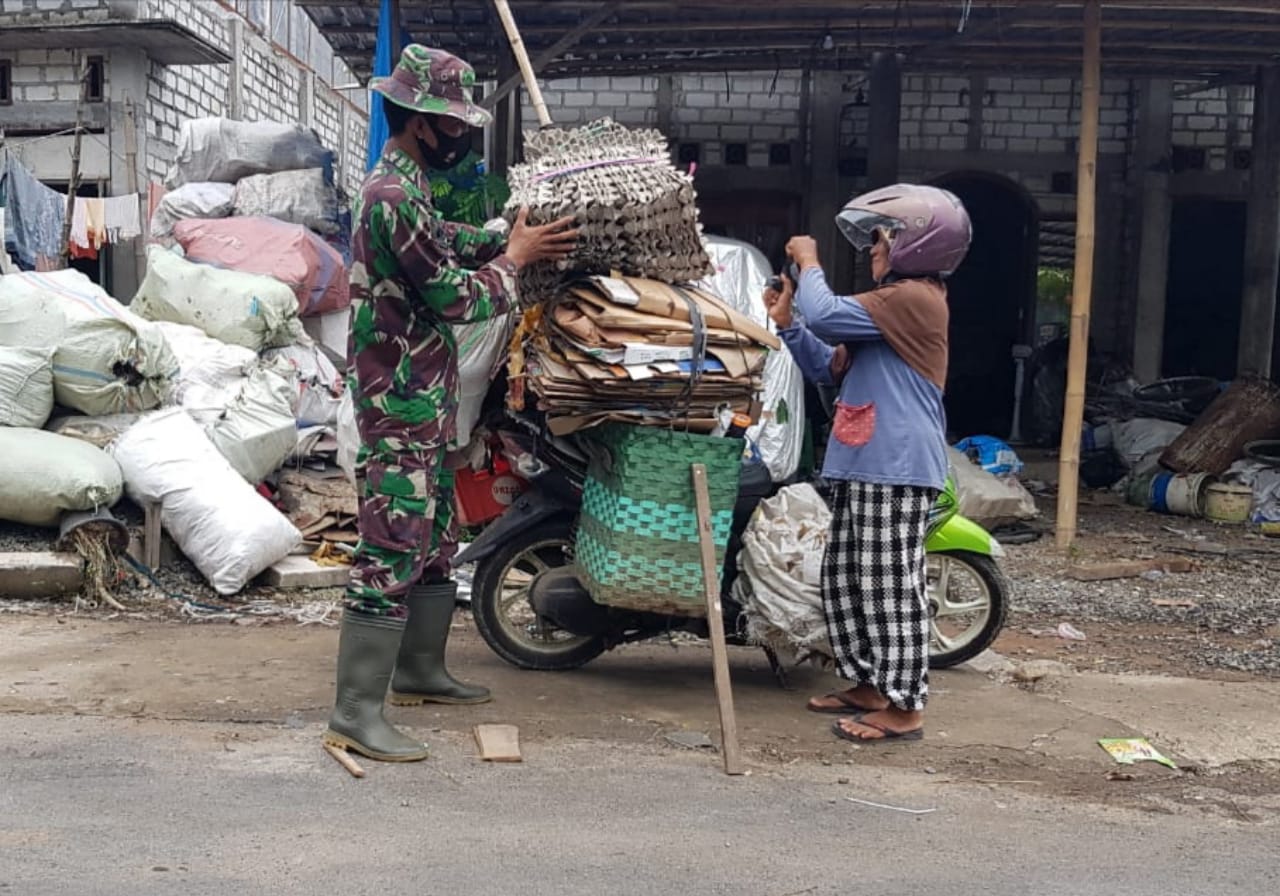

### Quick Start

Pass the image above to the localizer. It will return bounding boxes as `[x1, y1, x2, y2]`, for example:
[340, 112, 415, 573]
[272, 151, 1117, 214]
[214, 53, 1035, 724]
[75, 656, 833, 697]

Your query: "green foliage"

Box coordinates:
[1037, 267, 1074, 305]
[427, 151, 512, 228]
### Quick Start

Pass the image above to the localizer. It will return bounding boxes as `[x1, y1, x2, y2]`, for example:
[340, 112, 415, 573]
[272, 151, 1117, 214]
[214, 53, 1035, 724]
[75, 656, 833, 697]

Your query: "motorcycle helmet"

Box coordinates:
[835, 183, 972, 277]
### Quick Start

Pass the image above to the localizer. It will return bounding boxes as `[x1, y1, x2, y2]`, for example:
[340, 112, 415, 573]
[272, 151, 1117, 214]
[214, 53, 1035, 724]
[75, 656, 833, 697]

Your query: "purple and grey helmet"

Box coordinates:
[835, 184, 972, 277]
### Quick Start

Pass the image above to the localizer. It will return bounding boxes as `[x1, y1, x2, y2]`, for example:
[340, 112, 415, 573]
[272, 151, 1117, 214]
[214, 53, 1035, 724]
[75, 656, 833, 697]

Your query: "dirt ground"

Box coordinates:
[3, 611, 1280, 824]
[4, 495, 1280, 824]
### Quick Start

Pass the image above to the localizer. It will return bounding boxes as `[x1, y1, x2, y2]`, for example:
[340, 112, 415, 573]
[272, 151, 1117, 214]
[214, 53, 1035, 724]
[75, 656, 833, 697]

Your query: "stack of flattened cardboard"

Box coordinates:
[511, 274, 781, 436]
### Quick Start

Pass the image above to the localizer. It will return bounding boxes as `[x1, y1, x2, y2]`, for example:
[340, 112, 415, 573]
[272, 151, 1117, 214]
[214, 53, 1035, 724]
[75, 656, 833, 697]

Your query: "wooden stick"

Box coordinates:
[481, 3, 618, 111]
[691, 463, 745, 776]
[491, 0, 553, 128]
[1055, 0, 1101, 551]
[323, 743, 366, 779]
[59, 106, 83, 268]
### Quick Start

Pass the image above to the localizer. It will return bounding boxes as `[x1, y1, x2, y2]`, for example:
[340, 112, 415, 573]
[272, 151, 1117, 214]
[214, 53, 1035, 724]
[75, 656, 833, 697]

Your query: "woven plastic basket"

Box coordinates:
[575, 424, 743, 616]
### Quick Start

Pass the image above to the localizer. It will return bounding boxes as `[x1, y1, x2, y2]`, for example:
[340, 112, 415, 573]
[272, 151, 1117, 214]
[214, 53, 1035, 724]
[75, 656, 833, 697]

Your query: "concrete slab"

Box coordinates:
[259, 556, 350, 590]
[0, 552, 82, 598]
[1042, 672, 1280, 766]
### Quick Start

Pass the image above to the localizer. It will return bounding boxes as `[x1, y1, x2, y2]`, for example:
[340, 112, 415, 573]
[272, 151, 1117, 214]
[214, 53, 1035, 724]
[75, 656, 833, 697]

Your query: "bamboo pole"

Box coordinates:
[1055, 0, 1102, 550]
[491, 0, 553, 128]
[58, 109, 84, 270]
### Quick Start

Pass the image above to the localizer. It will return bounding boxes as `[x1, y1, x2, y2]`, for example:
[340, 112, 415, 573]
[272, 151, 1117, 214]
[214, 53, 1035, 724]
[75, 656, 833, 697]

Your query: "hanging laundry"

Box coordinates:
[70, 197, 90, 250]
[0, 207, 14, 274]
[103, 194, 141, 242]
[83, 198, 107, 250]
[1, 155, 66, 270]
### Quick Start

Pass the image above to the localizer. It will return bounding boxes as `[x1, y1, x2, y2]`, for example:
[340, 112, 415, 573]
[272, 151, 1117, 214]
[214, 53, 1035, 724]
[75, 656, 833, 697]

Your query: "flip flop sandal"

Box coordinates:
[807, 692, 885, 715]
[831, 719, 924, 744]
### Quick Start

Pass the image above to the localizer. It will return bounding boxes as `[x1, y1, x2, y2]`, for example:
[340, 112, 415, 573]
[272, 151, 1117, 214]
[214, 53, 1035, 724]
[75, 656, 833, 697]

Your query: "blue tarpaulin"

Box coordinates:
[366, 0, 414, 172]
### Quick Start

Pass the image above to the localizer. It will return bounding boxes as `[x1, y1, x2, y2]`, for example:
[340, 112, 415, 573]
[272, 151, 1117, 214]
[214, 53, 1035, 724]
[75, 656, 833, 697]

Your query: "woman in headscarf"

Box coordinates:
[765, 184, 971, 743]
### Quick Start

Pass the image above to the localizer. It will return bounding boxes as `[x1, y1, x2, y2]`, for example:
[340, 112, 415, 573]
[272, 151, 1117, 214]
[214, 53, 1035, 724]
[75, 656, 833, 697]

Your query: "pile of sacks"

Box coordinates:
[148, 118, 353, 335]
[0, 266, 349, 595]
[0, 119, 357, 597]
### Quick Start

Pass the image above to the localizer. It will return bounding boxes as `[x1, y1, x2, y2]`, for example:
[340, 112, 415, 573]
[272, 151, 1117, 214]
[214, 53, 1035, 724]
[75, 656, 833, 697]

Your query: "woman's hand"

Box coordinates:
[763, 272, 796, 329]
[830, 344, 852, 381]
[785, 235, 821, 271]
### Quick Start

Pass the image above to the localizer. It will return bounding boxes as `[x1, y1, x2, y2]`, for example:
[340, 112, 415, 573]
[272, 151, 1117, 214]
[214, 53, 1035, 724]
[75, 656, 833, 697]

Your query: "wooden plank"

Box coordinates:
[474, 724, 523, 762]
[690, 463, 745, 776]
[1160, 378, 1280, 475]
[1066, 557, 1195, 582]
[143, 501, 163, 571]
[1055, 0, 1102, 551]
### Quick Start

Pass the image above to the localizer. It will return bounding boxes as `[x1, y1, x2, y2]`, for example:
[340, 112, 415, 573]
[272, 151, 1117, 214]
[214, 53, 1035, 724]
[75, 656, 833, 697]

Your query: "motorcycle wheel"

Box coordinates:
[470, 515, 608, 671]
[927, 551, 1010, 669]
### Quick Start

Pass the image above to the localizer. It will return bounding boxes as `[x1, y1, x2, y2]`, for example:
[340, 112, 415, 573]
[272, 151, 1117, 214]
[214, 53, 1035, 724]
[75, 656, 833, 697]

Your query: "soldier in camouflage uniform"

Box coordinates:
[323, 44, 577, 763]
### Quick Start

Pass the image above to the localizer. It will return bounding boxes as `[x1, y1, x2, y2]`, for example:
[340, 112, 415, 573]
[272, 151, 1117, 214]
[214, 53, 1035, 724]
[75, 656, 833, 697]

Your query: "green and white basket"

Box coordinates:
[575, 424, 743, 616]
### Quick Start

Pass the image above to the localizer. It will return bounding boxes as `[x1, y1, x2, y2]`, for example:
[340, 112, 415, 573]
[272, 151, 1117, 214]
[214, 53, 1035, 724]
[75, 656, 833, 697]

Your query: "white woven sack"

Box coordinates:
[0, 345, 55, 428]
[110, 409, 301, 595]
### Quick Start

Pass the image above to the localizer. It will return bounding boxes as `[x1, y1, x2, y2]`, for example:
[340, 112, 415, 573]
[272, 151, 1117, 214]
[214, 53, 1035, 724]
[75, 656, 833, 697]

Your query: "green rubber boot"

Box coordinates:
[322, 609, 430, 762]
[389, 581, 492, 706]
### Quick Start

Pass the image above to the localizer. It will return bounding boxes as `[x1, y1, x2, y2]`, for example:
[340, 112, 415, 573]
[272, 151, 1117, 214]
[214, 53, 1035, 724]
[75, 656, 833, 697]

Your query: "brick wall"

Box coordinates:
[525, 72, 805, 168]
[132, 0, 367, 189]
[4, 47, 97, 103]
[0, 0, 114, 24]
[1171, 82, 1254, 172]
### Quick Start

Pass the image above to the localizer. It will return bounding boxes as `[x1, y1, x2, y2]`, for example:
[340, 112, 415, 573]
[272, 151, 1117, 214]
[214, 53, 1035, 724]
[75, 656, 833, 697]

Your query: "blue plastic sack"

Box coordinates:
[953, 435, 1024, 477]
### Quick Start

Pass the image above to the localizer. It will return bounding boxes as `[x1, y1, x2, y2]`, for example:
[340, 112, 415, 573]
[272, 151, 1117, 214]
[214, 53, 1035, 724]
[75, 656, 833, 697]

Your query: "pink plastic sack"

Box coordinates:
[172, 216, 350, 316]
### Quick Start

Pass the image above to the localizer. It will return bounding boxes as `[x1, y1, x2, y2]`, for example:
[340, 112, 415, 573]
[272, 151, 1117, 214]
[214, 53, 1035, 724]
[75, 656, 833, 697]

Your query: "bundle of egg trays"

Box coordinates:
[505, 118, 714, 303]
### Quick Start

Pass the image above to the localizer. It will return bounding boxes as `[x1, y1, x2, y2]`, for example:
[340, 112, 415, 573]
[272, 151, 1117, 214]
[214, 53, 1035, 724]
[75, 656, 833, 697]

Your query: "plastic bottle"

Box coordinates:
[726, 413, 752, 439]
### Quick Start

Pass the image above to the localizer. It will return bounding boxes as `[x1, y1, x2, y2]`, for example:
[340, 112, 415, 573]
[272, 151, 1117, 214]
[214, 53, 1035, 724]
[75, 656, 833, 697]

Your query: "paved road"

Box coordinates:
[1, 714, 1274, 896]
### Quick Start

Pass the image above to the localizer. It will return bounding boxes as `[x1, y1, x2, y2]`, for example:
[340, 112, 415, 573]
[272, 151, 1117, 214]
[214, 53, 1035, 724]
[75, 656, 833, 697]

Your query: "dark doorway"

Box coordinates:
[1162, 199, 1246, 380]
[698, 190, 801, 271]
[932, 172, 1040, 439]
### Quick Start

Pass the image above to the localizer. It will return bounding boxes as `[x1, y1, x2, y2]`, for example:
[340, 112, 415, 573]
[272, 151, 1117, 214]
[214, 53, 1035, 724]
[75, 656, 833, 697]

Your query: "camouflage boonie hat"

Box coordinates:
[372, 44, 493, 127]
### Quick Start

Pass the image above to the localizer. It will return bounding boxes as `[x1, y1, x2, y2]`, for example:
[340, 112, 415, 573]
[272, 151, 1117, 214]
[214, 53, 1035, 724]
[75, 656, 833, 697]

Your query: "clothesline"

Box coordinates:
[2, 152, 141, 269]
[2, 128, 137, 183]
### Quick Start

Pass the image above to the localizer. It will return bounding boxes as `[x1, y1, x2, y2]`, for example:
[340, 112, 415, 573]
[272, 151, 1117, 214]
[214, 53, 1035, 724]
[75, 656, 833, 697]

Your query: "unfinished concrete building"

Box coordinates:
[0, 0, 369, 295]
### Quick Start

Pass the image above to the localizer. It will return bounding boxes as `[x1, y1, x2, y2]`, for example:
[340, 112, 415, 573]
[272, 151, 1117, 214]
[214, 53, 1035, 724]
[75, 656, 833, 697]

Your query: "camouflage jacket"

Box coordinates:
[348, 146, 517, 452]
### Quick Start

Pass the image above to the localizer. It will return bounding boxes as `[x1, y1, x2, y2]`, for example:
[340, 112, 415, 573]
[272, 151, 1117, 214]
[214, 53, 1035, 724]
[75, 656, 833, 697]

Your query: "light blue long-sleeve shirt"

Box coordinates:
[781, 267, 948, 490]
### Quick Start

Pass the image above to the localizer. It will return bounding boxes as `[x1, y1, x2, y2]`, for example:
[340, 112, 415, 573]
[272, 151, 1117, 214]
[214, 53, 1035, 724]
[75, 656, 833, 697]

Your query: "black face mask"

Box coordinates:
[417, 117, 471, 170]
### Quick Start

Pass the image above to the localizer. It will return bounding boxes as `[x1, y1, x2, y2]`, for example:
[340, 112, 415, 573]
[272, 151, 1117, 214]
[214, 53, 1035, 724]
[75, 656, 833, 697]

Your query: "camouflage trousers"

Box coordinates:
[347, 446, 458, 618]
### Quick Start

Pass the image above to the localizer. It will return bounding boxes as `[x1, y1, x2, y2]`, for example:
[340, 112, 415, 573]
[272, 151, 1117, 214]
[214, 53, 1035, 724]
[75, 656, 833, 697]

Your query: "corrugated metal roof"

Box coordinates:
[295, 1, 1280, 83]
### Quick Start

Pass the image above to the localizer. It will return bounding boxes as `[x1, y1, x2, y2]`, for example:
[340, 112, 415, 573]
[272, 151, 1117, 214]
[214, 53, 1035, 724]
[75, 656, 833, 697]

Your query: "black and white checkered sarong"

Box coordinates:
[821, 480, 935, 711]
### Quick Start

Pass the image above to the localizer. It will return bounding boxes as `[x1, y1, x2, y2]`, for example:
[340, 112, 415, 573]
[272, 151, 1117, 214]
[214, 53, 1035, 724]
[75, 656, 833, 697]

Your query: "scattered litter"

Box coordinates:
[845, 797, 937, 815]
[1151, 598, 1198, 609]
[323, 742, 366, 779]
[474, 723, 523, 762]
[1012, 659, 1070, 684]
[1106, 771, 1136, 782]
[1057, 622, 1088, 641]
[1098, 737, 1178, 769]
[664, 730, 715, 751]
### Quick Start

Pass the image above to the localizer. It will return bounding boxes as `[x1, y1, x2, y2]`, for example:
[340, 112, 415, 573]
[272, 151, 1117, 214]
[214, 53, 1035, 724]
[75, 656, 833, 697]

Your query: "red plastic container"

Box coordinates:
[453, 454, 527, 527]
